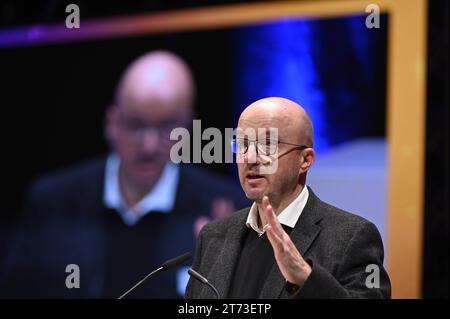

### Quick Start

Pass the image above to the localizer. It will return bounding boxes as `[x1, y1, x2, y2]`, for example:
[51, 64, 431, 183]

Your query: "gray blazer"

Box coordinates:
[185, 188, 391, 299]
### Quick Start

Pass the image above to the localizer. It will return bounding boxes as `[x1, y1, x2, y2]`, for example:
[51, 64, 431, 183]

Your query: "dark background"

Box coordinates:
[423, 0, 449, 299]
[0, 0, 447, 298]
[0, 14, 388, 230]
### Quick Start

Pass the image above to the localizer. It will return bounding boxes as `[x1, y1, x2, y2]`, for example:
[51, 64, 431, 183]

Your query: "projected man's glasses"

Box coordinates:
[119, 117, 181, 143]
[231, 138, 309, 156]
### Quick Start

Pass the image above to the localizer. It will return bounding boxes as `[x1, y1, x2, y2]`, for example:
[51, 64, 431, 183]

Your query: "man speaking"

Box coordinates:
[186, 97, 391, 299]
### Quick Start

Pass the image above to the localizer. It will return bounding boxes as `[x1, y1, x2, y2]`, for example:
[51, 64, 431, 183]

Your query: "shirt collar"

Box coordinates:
[245, 186, 309, 235]
[103, 153, 179, 226]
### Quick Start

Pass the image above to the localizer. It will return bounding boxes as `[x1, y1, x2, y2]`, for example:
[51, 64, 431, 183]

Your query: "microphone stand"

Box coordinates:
[188, 268, 220, 299]
[118, 266, 163, 299]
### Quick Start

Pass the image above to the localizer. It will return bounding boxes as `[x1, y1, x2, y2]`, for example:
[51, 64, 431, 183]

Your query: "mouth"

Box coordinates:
[245, 172, 266, 185]
[134, 159, 160, 172]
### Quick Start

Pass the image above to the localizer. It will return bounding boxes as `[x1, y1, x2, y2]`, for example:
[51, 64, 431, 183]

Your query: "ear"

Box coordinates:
[299, 148, 315, 174]
[104, 105, 119, 146]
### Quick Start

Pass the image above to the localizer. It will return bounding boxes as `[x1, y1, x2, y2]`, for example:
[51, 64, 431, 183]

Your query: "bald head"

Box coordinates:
[106, 51, 195, 192]
[236, 97, 316, 212]
[239, 97, 313, 147]
[114, 50, 195, 120]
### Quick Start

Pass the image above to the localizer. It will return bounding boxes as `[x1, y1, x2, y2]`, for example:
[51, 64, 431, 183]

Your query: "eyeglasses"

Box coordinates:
[118, 116, 180, 143]
[231, 138, 309, 156]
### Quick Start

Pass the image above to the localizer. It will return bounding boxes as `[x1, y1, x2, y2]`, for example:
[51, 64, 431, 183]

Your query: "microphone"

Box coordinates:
[161, 252, 192, 269]
[118, 252, 192, 299]
[188, 268, 220, 299]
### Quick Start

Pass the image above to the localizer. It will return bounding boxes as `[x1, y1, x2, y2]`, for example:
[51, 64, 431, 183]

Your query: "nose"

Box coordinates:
[140, 128, 160, 152]
[244, 143, 260, 164]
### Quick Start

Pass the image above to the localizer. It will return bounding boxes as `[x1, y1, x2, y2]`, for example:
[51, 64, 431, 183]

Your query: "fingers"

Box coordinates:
[266, 224, 283, 252]
[262, 196, 285, 252]
[261, 196, 311, 286]
[262, 196, 284, 236]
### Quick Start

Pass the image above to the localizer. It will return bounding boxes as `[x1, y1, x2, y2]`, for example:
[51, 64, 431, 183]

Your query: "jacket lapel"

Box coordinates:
[258, 188, 323, 298]
[199, 209, 249, 299]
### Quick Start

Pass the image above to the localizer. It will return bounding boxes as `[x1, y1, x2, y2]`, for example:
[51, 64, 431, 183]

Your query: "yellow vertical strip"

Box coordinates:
[386, 0, 427, 298]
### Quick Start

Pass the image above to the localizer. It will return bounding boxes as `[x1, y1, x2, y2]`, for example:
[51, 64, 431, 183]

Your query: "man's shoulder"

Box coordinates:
[28, 156, 106, 197]
[311, 191, 380, 236]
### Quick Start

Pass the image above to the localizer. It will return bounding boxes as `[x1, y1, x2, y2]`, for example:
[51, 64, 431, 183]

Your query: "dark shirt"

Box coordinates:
[228, 228, 276, 298]
[102, 209, 173, 298]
